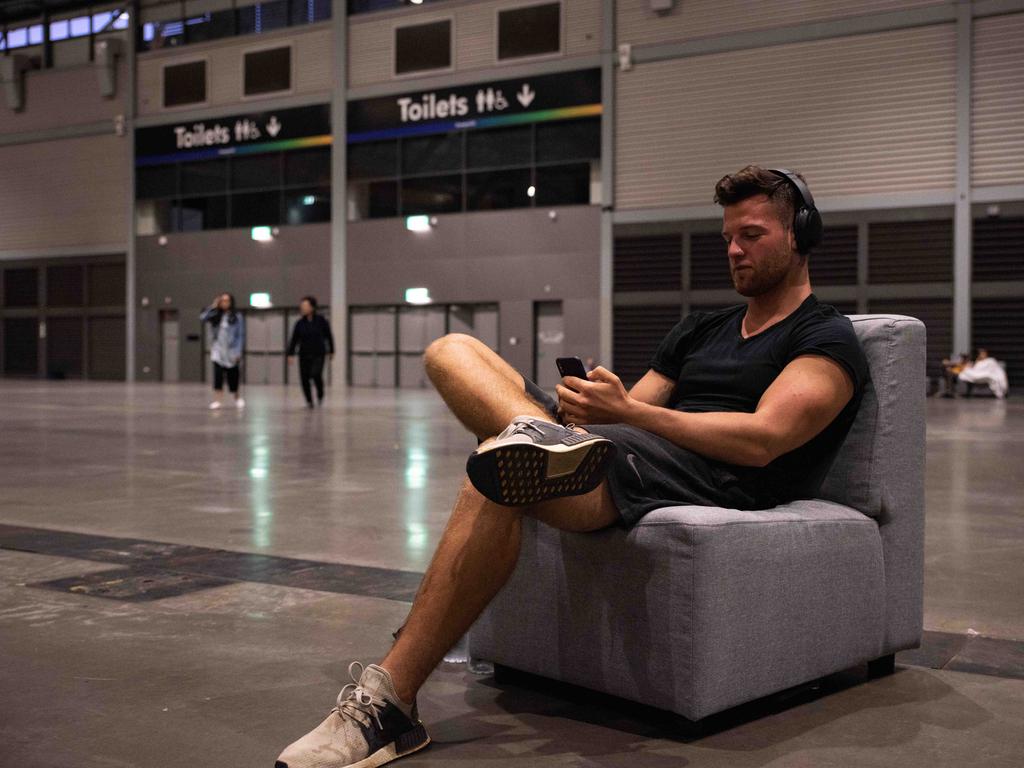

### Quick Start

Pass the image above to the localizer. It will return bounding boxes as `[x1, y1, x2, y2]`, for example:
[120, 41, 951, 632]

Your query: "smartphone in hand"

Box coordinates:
[556, 356, 589, 390]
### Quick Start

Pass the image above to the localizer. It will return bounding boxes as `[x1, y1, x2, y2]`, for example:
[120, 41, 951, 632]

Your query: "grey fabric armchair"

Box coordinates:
[470, 315, 926, 722]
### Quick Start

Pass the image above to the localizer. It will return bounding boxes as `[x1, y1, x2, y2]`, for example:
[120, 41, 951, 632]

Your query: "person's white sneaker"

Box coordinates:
[208, 401, 223, 410]
[275, 663, 429, 768]
[235, 398, 246, 409]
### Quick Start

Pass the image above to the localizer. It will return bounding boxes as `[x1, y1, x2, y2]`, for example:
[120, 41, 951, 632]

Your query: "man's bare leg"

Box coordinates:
[380, 480, 619, 704]
[424, 333, 552, 439]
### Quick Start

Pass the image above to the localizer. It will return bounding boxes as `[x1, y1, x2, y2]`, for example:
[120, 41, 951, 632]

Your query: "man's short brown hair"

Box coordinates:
[713, 165, 804, 227]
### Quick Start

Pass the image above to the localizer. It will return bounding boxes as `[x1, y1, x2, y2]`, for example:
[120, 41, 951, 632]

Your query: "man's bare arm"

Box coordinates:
[627, 369, 676, 407]
[557, 356, 853, 467]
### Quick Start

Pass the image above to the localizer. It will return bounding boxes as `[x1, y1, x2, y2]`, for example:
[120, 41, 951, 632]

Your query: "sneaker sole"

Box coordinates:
[275, 726, 430, 768]
[466, 438, 616, 506]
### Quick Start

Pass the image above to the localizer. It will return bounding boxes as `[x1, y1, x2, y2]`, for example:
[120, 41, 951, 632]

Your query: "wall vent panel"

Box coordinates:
[614, 234, 681, 292]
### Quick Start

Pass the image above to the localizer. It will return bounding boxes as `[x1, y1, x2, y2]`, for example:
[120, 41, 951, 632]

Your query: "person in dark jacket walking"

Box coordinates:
[287, 296, 334, 407]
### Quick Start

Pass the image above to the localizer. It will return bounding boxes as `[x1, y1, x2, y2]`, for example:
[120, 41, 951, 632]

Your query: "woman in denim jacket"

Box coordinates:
[200, 292, 246, 409]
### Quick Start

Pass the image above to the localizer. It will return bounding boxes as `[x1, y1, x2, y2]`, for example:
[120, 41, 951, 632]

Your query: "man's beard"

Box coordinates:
[731, 247, 795, 297]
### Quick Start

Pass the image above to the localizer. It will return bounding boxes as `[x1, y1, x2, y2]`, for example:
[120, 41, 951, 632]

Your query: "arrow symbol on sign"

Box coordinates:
[266, 116, 282, 137]
[517, 84, 535, 108]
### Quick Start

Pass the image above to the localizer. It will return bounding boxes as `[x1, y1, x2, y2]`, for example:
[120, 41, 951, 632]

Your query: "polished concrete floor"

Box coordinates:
[1, 381, 1022, 767]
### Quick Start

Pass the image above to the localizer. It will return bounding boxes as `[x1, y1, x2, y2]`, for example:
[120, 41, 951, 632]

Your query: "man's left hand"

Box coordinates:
[556, 366, 634, 424]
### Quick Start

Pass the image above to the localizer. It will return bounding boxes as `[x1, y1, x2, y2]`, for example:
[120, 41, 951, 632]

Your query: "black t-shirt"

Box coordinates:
[649, 294, 868, 501]
[288, 314, 335, 357]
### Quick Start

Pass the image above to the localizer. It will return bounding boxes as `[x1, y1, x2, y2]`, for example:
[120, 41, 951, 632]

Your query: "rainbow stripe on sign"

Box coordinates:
[135, 134, 332, 167]
[347, 103, 602, 144]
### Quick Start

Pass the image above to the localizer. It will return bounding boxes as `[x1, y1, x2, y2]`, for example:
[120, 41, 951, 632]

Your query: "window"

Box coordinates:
[395, 20, 451, 75]
[231, 154, 282, 190]
[402, 133, 461, 175]
[177, 196, 229, 231]
[348, 141, 398, 179]
[49, 19, 70, 41]
[181, 160, 228, 195]
[137, 165, 179, 198]
[535, 163, 591, 206]
[401, 175, 462, 215]
[163, 60, 207, 107]
[285, 188, 331, 224]
[536, 118, 600, 162]
[183, 10, 236, 44]
[137, 148, 331, 232]
[498, 3, 560, 61]
[346, 118, 601, 220]
[285, 148, 332, 186]
[466, 168, 532, 211]
[466, 127, 532, 169]
[231, 191, 281, 226]
[244, 46, 292, 96]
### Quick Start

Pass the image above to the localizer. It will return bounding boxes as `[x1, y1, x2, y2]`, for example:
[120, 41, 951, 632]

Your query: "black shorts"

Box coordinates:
[524, 378, 778, 528]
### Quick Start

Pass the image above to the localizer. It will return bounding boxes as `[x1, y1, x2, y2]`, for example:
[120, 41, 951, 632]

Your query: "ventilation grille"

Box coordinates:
[868, 298, 951, 379]
[868, 220, 952, 284]
[829, 301, 859, 316]
[690, 232, 732, 290]
[613, 304, 681, 386]
[973, 217, 1024, 282]
[973, 298, 1024, 385]
[614, 235, 682, 293]
[812, 225, 858, 285]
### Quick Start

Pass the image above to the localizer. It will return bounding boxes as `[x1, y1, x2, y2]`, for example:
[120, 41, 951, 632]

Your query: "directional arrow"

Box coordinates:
[516, 84, 535, 108]
[266, 116, 282, 137]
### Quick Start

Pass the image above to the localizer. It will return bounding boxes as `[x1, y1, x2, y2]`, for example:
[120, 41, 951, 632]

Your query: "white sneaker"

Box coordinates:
[208, 401, 223, 410]
[235, 398, 246, 409]
[275, 663, 430, 768]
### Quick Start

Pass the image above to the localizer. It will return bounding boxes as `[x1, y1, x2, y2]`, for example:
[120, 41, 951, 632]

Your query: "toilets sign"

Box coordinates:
[136, 104, 330, 166]
[348, 68, 600, 143]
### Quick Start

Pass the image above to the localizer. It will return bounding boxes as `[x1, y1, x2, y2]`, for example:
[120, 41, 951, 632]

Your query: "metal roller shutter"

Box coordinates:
[972, 13, 1024, 188]
[616, 24, 956, 209]
[972, 217, 1024, 282]
[811, 225, 858, 285]
[868, 298, 951, 380]
[614, 235, 682, 292]
[690, 232, 732, 290]
[868, 220, 953, 284]
[972, 298, 1024, 385]
[613, 304, 681, 386]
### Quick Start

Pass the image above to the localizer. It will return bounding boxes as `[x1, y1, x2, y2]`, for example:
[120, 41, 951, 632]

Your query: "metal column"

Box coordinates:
[953, 0, 973, 355]
[331, 0, 349, 387]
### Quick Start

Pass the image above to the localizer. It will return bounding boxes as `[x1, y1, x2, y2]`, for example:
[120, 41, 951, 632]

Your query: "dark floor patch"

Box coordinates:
[3, 524, 1023, 682]
[945, 636, 1024, 681]
[0, 523, 423, 604]
[34, 567, 234, 602]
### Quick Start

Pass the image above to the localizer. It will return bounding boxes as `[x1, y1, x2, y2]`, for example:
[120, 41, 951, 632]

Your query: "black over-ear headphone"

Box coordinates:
[767, 168, 823, 255]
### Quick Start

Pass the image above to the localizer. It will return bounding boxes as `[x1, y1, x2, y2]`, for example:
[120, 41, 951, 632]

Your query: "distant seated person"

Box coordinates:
[957, 348, 1009, 399]
[940, 352, 971, 397]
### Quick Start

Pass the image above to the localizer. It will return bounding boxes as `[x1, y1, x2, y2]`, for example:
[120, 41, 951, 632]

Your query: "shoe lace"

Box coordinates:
[508, 420, 546, 439]
[335, 662, 386, 731]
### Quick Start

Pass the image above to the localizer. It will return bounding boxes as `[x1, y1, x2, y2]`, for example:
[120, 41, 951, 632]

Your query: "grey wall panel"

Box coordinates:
[616, 0, 945, 47]
[971, 12, 1024, 188]
[134, 223, 330, 381]
[0, 63, 127, 136]
[347, 205, 601, 368]
[348, 0, 601, 88]
[0, 135, 129, 252]
[615, 24, 956, 210]
[137, 26, 333, 116]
